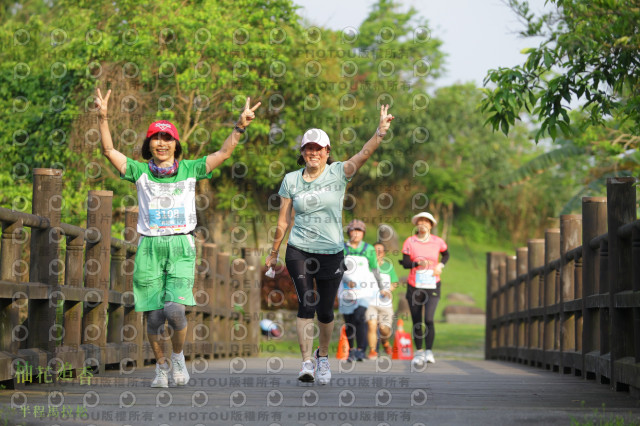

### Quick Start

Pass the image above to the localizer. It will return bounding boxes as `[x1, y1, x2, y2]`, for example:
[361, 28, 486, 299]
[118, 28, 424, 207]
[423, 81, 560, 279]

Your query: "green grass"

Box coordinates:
[258, 323, 485, 359]
[570, 403, 640, 426]
[431, 323, 484, 355]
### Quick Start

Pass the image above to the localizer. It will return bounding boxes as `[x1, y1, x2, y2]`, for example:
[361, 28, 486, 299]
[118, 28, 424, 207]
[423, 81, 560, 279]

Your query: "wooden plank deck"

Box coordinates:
[1, 357, 639, 425]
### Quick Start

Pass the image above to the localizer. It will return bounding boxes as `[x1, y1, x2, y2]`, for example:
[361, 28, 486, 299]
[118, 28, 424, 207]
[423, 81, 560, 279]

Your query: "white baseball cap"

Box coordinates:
[301, 128, 330, 148]
[411, 212, 437, 226]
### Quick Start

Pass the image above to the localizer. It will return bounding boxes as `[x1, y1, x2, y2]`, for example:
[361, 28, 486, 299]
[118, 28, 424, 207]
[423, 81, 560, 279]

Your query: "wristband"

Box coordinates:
[376, 127, 386, 138]
[234, 124, 246, 134]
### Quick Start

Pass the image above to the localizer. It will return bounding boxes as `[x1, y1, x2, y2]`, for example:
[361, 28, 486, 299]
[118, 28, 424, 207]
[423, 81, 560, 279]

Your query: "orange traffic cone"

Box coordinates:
[392, 319, 413, 360]
[336, 325, 349, 360]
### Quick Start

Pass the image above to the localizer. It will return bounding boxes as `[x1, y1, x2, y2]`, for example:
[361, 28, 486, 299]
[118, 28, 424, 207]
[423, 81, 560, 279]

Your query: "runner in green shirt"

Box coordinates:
[96, 88, 260, 388]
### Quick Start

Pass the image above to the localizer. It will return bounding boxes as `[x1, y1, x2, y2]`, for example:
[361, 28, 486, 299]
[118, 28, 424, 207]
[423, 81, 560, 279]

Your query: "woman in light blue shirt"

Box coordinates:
[266, 106, 394, 384]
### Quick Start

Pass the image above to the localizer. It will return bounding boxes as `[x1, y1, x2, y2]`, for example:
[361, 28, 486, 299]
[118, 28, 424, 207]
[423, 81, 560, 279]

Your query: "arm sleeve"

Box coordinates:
[364, 245, 386, 290]
[372, 268, 388, 291]
[400, 253, 418, 269]
[440, 249, 450, 265]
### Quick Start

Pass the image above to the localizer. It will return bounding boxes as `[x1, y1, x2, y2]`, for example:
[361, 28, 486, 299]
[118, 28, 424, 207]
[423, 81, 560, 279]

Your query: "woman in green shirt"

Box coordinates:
[266, 106, 394, 384]
[96, 88, 260, 388]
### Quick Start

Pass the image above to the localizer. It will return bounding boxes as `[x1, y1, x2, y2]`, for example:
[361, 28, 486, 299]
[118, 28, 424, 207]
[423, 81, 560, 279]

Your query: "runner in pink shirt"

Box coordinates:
[400, 212, 449, 367]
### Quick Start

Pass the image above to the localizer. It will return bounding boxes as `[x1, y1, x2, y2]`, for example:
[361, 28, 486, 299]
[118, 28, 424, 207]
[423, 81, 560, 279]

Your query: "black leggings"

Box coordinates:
[343, 306, 367, 350]
[406, 284, 441, 350]
[285, 245, 344, 324]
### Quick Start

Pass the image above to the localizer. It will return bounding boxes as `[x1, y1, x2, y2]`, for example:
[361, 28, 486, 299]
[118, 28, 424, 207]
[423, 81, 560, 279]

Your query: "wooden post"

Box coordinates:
[229, 258, 247, 357]
[485, 252, 504, 360]
[599, 238, 610, 384]
[64, 235, 84, 288]
[544, 230, 561, 307]
[559, 214, 582, 374]
[497, 257, 507, 354]
[122, 208, 143, 368]
[515, 247, 528, 356]
[108, 233, 126, 348]
[632, 227, 640, 365]
[606, 177, 636, 390]
[527, 239, 544, 365]
[560, 215, 581, 302]
[0, 220, 24, 353]
[82, 190, 113, 372]
[202, 243, 218, 357]
[27, 168, 62, 353]
[242, 248, 262, 357]
[216, 252, 231, 357]
[575, 255, 583, 357]
[498, 258, 507, 318]
[544, 229, 560, 369]
[1, 220, 24, 283]
[581, 197, 607, 380]
[506, 255, 516, 352]
[62, 233, 84, 352]
[506, 256, 516, 315]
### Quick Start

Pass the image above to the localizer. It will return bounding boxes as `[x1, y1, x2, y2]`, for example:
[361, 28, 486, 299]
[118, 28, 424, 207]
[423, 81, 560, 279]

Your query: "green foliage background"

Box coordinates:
[1, 0, 624, 252]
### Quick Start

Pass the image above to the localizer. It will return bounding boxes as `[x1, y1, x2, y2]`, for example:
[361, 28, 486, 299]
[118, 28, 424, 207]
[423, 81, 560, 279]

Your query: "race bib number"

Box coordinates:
[415, 269, 436, 289]
[149, 207, 186, 229]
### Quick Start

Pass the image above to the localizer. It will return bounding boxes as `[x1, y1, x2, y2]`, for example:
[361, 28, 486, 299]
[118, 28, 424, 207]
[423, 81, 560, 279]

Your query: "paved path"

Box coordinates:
[1, 357, 639, 425]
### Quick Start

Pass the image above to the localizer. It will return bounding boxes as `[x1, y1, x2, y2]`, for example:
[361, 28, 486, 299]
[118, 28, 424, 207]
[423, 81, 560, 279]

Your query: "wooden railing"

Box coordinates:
[486, 177, 640, 392]
[0, 169, 261, 385]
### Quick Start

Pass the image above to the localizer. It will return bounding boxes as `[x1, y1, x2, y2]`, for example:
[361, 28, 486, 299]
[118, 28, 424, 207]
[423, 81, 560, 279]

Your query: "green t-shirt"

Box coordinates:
[121, 157, 212, 236]
[278, 162, 351, 254]
[378, 258, 399, 285]
[344, 241, 378, 270]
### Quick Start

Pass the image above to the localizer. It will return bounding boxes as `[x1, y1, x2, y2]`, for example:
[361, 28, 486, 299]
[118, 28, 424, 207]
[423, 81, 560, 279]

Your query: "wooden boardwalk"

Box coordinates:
[1, 356, 639, 426]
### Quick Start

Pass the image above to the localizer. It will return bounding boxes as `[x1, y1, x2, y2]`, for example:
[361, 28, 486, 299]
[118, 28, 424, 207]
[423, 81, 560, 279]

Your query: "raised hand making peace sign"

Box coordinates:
[378, 104, 394, 135]
[95, 88, 112, 119]
[237, 97, 262, 129]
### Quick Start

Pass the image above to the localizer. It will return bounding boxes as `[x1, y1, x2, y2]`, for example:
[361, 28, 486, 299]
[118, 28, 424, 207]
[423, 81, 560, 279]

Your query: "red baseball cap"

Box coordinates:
[146, 120, 180, 141]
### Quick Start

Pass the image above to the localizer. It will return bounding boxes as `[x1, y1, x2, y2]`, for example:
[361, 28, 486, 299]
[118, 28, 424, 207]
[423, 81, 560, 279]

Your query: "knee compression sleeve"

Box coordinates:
[146, 309, 166, 335]
[164, 301, 187, 332]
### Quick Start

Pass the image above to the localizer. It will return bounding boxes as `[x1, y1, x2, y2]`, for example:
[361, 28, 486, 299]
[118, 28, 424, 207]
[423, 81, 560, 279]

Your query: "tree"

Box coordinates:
[326, 0, 445, 227]
[422, 83, 548, 243]
[0, 0, 315, 244]
[481, 0, 640, 143]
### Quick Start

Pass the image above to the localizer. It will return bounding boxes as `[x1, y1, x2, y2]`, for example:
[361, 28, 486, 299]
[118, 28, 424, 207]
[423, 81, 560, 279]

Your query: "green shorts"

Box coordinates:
[133, 234, 196, 312]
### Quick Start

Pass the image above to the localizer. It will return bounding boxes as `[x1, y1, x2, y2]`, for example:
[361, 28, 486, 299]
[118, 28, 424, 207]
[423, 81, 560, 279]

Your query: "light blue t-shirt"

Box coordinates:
[278, 161, 351, 254]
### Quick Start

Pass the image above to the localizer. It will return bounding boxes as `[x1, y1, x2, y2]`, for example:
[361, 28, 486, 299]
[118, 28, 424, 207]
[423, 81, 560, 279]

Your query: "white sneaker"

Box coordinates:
[314, 349, 331, 385]
[412, 350, 426, 368]
[151, 363, 170, 388]
[171, 354, 190, 386]
[425, 350, 436, 364]
[298, 360, 315, 383]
